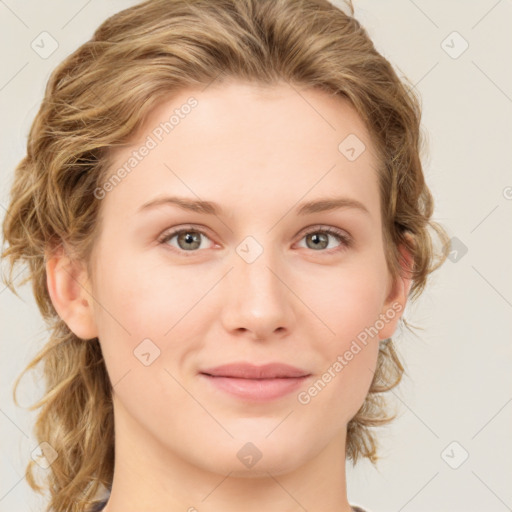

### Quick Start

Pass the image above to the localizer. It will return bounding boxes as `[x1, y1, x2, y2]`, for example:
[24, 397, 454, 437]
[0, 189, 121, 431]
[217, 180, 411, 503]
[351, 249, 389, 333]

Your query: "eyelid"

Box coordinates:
[297, 223, 351, 239]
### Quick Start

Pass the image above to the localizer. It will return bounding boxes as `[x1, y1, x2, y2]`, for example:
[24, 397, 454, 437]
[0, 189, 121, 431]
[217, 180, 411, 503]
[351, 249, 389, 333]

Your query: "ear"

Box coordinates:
[378, 235, 414, 340]
[45, 245, 98, 340]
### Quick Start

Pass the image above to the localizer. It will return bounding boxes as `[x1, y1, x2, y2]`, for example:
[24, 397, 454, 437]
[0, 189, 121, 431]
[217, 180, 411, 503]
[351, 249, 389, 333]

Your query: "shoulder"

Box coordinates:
[351, 505, 372, 512]
[87, 499, 108, 512]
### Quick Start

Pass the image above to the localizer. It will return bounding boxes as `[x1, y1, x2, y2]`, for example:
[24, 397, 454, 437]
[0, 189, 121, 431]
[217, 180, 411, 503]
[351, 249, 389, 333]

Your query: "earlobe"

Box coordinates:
[45, 246, 98, 340]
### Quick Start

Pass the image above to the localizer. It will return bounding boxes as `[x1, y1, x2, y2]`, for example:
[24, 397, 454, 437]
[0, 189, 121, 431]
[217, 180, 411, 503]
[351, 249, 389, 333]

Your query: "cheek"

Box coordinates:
[300, 336, 380, 426]
[298, 260, 385, 413]
[92, 250, 202, 336]
[91, 256, 211, 380]
[313, 258, 389, 343]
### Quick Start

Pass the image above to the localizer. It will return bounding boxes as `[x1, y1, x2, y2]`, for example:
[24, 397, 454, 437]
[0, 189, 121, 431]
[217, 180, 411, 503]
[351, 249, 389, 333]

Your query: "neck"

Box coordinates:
[101, 401, 354, 512]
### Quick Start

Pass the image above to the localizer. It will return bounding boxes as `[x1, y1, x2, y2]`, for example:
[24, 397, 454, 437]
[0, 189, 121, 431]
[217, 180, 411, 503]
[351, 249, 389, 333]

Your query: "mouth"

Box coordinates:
[199, 362, 312, 401]
[200, 362, 310, 379]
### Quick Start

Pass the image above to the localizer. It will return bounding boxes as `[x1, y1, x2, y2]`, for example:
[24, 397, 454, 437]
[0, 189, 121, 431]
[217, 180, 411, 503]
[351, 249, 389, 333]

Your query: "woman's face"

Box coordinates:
[82, 80, 407, 477]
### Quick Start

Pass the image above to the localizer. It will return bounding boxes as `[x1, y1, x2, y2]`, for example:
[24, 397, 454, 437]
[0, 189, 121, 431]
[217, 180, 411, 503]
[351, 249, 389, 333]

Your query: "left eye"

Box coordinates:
[297, 226, 352, 252]
[158, 225, 352, 255]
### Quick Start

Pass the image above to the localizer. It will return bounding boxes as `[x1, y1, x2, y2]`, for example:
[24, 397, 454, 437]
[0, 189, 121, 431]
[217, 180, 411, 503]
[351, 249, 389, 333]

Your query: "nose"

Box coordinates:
[219, 243, 296, 341]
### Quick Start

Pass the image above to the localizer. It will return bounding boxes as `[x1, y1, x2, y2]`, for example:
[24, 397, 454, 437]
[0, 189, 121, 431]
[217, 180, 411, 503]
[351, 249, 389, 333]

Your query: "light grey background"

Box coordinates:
[1, 1, 511, 511]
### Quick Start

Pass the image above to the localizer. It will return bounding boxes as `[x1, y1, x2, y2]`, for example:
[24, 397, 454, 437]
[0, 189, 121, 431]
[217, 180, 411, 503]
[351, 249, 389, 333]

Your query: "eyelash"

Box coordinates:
[157, 224, 353, 257]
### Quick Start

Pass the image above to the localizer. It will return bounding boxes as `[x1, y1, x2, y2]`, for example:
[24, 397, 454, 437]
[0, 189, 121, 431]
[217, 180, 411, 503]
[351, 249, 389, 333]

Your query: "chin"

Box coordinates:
[216, 456, 305, 479]
[210, 438, 310, 478]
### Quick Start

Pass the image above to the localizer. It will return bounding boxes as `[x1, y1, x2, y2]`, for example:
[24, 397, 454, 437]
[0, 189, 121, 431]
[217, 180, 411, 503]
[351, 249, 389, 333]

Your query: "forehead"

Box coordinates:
[101, 80, 381, 224]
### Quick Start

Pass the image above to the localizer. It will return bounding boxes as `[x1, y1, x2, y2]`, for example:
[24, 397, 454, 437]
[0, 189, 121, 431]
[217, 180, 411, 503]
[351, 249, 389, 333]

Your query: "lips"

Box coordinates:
[199, 362, 312, 401]
[199, 362, 310, 379]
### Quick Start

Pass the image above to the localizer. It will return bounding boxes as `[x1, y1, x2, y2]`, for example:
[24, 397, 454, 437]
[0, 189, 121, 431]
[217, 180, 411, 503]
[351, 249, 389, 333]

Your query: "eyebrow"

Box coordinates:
[137, 195, 370, 216]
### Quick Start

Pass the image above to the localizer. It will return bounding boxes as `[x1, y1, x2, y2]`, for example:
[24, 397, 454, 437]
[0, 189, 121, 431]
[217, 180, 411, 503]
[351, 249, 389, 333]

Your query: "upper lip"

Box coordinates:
[200, 362, 311, 379]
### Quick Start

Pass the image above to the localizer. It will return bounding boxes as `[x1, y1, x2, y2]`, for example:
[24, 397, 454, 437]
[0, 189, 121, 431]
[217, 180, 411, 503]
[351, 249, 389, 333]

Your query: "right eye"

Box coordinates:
[158, 225, 215, 256]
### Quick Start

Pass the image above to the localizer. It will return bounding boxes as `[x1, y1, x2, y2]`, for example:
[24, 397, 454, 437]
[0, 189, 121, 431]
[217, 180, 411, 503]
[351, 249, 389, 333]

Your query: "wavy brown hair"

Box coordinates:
[1, 0, 450, 510]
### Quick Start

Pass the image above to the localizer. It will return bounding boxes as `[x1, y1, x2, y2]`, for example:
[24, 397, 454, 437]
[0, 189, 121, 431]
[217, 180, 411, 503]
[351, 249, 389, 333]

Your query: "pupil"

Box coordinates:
[309, 233, 327, 249]
[180, 232, 200, 249]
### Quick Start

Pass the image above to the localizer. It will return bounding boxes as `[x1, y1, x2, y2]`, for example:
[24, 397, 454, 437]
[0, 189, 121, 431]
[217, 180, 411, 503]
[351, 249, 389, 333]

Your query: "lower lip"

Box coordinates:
[200, 374, 310, 401]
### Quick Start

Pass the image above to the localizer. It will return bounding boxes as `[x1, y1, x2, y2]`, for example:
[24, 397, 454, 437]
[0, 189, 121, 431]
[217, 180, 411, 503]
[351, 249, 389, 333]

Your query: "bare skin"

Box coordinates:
[46, 79, 411, 512]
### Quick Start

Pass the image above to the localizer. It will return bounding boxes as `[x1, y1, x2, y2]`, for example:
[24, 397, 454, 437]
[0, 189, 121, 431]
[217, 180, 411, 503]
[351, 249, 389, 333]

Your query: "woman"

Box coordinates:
[1, 0, 449, 511]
